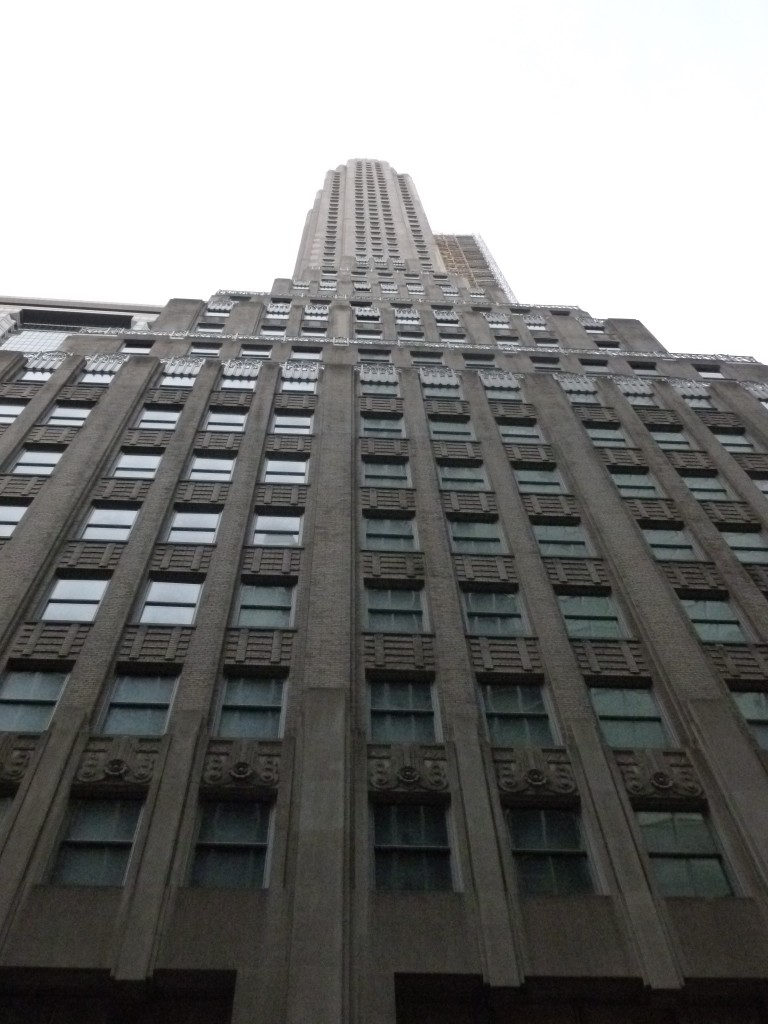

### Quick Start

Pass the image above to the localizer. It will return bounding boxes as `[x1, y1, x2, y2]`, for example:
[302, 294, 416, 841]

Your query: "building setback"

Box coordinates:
[0, 160, 767, 1022]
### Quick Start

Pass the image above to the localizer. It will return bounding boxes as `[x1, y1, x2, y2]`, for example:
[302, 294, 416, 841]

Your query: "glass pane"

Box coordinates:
[198, 802, 269, 844]
[191, 847, 265, 888]
[44, 602, 101, 622]
[51, 579, 108, 600]
[146, 581, 200, 603]
[52, 845, 131, 886]
[112, 676, 175, 703]
[67, 800, 141, 842]
[733, 690, 768, 720]
[371, 712, 435, 742]
[552, 855, 594, 894]
[0, 671, 66, 700]
[370, 681, 432, 711]
[140, 603, 196, 624]
[688, 857, 732, 897]
[102, 706, 168, 735]
[0, 703, 55, 731]
[219, 707, 281, 739]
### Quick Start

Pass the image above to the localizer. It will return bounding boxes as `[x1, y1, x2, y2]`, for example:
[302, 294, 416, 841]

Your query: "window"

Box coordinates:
[0, 669, 67, 731]
[642, 528, 698, 561]
[586, 427, 628, 448]
[217, 676, 284, 738]
[752, 476, 768, 498]
[463, 591, 526, 636]
[450, 519, 504, 554]
[694, 364, 724, 379]
[190, 801, 270, 888]
[484, 386, 522, 402]
[271, 412, 313, 435]
[412, 351, 443, 366]
[636, 811, 731, 897]
[361, 416, 405, 438]
[679, 473, 734, 501]
[361, 379, 399, 398]
[113, 452, 161, 479]
[42, 577, 108, 621]
[261, 458, 309, 484]
[649, 429, 692, 451]
[167, 510, 220, 544]
[712, 430, 757, 453]
[366, 588, 425, 632]
[0, 402, 25, 424]
[121, 341, 153, 354]
[534, 524, 589, 557]
[101, 674, 176, 735]
[0, 503, 28, 537]
[580, 359, 610, 374]
[481, 684, 553, 745]
[139, 581, 202, 624]
[189, 342, 221, 357]
[422, 381, 462, 399]
[719, 529, 768, 563]
[463, 353, 495, 369]
[220, 376, 256, 391]
[291, 347, 321, 361]
[137, 407, 180, 430]
[188, 456, 235, 482]
[505, 808, 593, 895]
[370, 680, 435, 741]
[500, 423, 543, 443]
[236, 584, 294, 628]
[514, 468, 565, 494]
[680, 598, 747, 643]
[204, 409, 247, 433]
[81, 506, 138, 541]
[45, 404, 91, 427]
[624, 393, 658, 407]
[558, 595, 626, 638]
[373, 804, 451, 891]
[429, 418, 474, 440]
[732, 691, 768, 748]
[683, 395, 715, 409]
[51, 799, 142, 886]
[241, 344, 271, 359]
[363, 516, 416, 551]
[160, 374, 196, 388]
[437, 463, 487, 491]
[13, 448, 62, 476]
[280, 377, 316, 394]
[590, 687, 669, 747]
[610, 470, 662, 498]
[362, 460, 409, 488]
[81, 371, 115, 385]
[628, 362, 658, 376]
[566, 390, 601, 406]
[252, 513, 302, 546]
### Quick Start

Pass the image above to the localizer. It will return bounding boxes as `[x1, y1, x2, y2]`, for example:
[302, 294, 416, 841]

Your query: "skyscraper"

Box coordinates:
[0, 160, 767, 1023]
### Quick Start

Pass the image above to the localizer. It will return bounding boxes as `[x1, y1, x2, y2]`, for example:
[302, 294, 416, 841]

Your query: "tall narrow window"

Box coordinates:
[13, 449, 62, 476]
[81, 506, 138, 541]
[514, 468, 565, 494]
[481, 684, 553, 745]
[252, 513, 302, 546]
[261, 458, 309, 484]
[679, 473, 734, 502]
[190, 801, 270, 888]
[204, 409, 247, 433]
[42, 578, 109, 621]
[590, 687, 669, 747]
[463, 591, 526, 636]
[0, 669, 67, 731]
[366, 588, 424, 632]
[610, 471, 662, 498]
[719, 529, 768, 563]
[373, 803, 452, 890]
[680, 599, 747, 642]
[558, 595, 626, 638]
[731, 690, 768, 748]
[429, 418, 474, 440]
[101, 674, 177, 735]
[0, 504, 29, 537]
[51, 800, 142, 886]
[437, 463, 487, 491]
[46, 404, 91, 427]
[642, 528, 698, 561]
[505, 808, 593, 895]
[217, 676, 284, 738]
[139, 581, 201, 624]
[166, 510, 220, 544]
[363, 517, 416, 551]
[636, 811, 731, 897]
[362, 460, 410, 488]
[449, 519, 504, 554]
[236, 585, 294, 628]
[534, 524, 589, 557]
[113, 452, 161, 479]
[188, 456, 235, 482]
[369, 681, 435, 741]
[586, 427, 628, 448]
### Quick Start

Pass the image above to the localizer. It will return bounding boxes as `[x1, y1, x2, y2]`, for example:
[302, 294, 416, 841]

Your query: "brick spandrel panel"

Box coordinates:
[701, 502, 761, 527]
[119, 626, 194, 662]
[360, 396, 404, 416]
[362, 551, 426, 582]
[666, 450, 715, 471]
[145, 388, 193, 404]
[176, 481, 231, 505]
[468, 637, 543, 679]
[747, 565, 768, 593]
[264, 435, 313, 455]
[431, 441, 483, 461]
[363, 633, 436, 676]
[543, 557, 610, 589]
[488, 402, 537, 421]
[504, 444, 556, 466]
[598, 448, 647, 468]
[636, 409, 684, 429]
[453, 555, 517, 588]
[360, 488, 416, 513]
[423, 399, 469, 417]
[208, 391, 254, 408]
[0, 383, 47, 400]
[241, 547, 302, 579]
[734, 453, 768, 475]
[58, 542, 124, 572]
[26, 425, 79, 445]
[0, 476, 45, 499]
[441, 491, 498, 518]
[59, 385, 108, 402]
[224, 629, 294, 668]
[274, 393, 318, 412]
[96, 478, 152, 502]
[695, 411, 746, 430]
[10, 623, 90, 660]
[360, 438, 410, 458]
[521, 494, 580, 521]
[254, 484, 308, 509]
[150, 545, 213, 573]
[122, 429, 174, 447]
[624, 498, 683, 525]
[574, 407, 620, 426]
[660, 562, 727, 593]
[194, 431, 242, 451]
[705, 644, 768, 683]
[571, 640, 650, 680]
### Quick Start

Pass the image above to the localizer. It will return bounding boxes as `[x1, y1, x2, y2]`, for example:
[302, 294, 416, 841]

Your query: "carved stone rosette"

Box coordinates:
[201, 739, 281, 793]
[0, 734, 40, 785]
[613, 748, 704, 801]
[493, 748, 577, 798]
[75, 736, 160, 787]
[368, 744, 448, 793]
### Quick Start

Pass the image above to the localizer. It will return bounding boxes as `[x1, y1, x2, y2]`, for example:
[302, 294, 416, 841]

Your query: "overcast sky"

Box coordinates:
[4, 0, 767, 360]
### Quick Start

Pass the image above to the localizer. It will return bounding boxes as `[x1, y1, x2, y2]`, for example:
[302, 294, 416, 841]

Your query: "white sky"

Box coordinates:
[3, 0, 767, 360]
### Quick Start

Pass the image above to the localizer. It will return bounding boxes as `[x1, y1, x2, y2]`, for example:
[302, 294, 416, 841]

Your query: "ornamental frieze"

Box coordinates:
[202, 739, 281, 792]
[0, 734, 40, 785]
[493, 747, 577, 797]
[75, 736, 161, 787]
[613, 748, 703, 801]
[368, 743, 448, 793]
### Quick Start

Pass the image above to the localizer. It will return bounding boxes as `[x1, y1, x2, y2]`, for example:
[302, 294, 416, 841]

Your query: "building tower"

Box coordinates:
[0, 162, 766, 1023]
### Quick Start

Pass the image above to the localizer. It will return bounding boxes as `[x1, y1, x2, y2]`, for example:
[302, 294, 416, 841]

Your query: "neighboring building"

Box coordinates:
[0, 160, 767, 1022]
